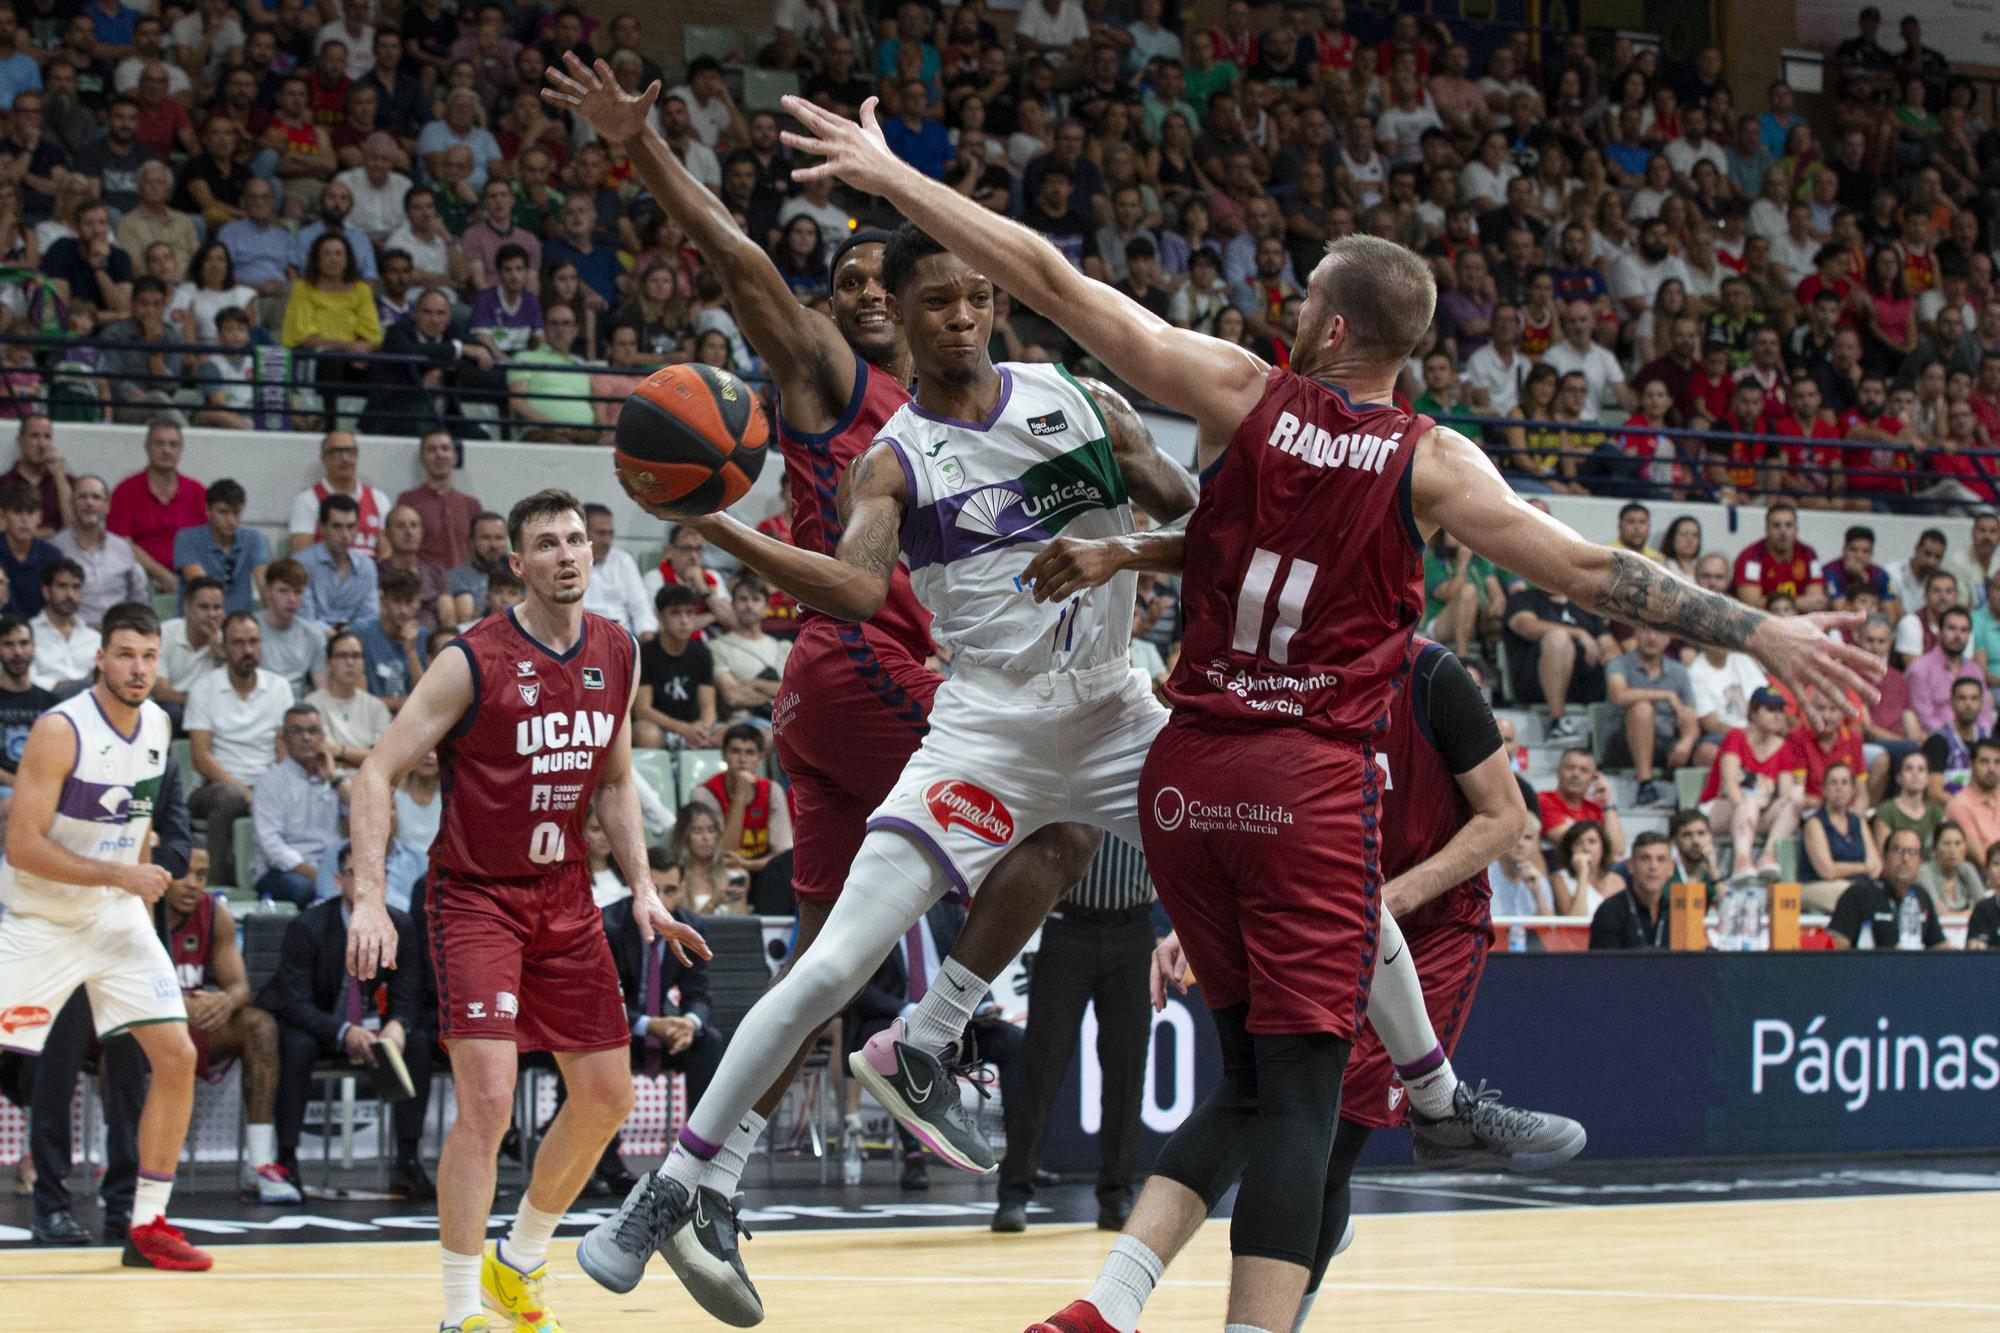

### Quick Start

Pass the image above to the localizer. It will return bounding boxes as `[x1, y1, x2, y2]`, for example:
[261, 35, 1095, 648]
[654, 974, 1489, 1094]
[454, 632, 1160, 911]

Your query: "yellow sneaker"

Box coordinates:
[441, 1319, 491, 1332]
[481, 1243, 564, 1332]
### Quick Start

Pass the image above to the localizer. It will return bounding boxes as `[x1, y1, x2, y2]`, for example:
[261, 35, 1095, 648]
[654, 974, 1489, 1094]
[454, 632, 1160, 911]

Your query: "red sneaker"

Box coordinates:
[120, 1216, 214, 1271]
[1025, 1300, 1129, 1333]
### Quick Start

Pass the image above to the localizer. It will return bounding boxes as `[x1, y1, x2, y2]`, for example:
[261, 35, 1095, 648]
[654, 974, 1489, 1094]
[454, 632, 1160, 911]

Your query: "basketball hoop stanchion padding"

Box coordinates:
[1668, 881, 1707, 949]
[1769, 882, 1801, 950]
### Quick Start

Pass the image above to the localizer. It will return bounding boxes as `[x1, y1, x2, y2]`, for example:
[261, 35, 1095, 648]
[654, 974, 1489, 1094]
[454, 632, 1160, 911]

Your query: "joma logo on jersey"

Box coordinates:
[1265, 411, 1402, 474]
[516, 710, 619, 773]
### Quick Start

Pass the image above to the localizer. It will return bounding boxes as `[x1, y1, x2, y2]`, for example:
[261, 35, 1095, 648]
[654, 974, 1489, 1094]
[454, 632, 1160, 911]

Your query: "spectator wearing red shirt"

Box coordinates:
[106, 415, 205, 589]
[1307, 0, 1356, 71]
[1686, 341, 1737, 423]
[1794, 243, 1854, 315]
[133, 61, 196, 158]
[1931, 400, 1997, 504]
[1707, 379, 1777, 500]
[1837, 375, 1917, 501]
[1970, 357, 2000, 439]
[305, 42, 351, 129]
[1538, 746, 1627, 859]
[1699, 688, 1807, 881]
[1635, 314, 1703, 421]
[1792, 687, 1876, 802]
[1776, 376, 1846, 504]
[1373, 13, 1431, 77]
[1733, 501, 1826, 611]
[1206, 0, 1258, 69]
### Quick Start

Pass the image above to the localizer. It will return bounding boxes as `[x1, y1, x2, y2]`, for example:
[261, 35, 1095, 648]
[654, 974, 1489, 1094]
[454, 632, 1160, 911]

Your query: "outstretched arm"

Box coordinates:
[780, 94, 1268, 439]
[679, 439, 910, 622]
[1076, 376, 1199, 524]
[546, 56, 853, 415]
[1411, 426, 1882, 708]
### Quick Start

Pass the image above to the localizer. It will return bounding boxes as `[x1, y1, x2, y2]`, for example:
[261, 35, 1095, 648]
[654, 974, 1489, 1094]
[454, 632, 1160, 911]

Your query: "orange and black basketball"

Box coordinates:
[612, 363, 770, 518]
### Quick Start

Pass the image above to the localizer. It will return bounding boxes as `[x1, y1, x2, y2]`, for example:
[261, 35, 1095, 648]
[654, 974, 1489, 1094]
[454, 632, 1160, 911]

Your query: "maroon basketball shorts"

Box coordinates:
[427, 862, 630, 1053]
[773, 618, 940, 904]
[1140, 717, 1382, 1042]
[1341, 917, 1490, 1129]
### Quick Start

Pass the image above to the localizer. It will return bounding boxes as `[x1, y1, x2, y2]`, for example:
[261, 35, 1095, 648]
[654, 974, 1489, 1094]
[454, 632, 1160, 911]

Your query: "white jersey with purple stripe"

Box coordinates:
[0, 692, 170, 925]
[882, 362, 1139, 675]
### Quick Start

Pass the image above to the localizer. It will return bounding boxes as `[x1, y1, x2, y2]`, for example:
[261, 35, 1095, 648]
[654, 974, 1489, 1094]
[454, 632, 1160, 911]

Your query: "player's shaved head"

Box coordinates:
[1300, 235, 1437, 369]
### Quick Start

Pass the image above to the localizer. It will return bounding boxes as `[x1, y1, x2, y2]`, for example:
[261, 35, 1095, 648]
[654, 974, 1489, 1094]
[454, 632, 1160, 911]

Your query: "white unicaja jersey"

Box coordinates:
[0, 691, 170, 925]
[882, 363, 1139, 674]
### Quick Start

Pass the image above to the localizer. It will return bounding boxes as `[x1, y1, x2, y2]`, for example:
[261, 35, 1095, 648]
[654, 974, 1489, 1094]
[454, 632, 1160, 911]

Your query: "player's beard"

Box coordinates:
[547, 581, 585, 605]
[107, 676, 150, 708]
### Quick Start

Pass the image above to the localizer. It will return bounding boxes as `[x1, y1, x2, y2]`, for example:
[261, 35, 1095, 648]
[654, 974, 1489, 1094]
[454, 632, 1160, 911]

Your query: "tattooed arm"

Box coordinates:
[1077, 377, 1200, 524]
[678, 442, 909, 622]
[1412, 426, 1883, 706]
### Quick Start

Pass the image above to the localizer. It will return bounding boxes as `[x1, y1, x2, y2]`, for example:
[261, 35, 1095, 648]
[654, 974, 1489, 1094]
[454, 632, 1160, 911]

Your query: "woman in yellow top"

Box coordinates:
[281, 232, 381, 431]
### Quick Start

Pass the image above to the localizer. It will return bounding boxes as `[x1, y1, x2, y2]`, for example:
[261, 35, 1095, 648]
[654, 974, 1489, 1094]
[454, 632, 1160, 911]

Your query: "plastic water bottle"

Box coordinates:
[1507, 922, 1527, 953]
[841, 1127, 863, 1186]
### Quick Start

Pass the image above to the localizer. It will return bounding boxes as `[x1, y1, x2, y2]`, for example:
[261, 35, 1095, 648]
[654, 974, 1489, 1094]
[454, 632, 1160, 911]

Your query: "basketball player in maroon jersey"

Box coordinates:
[545, 50, 1099, 1217]
[345, 489, 710, 1333]
[778, 97, 1879, 1332]
[154, 848, 298, 1204]
[1033, 639, 1545, 1333]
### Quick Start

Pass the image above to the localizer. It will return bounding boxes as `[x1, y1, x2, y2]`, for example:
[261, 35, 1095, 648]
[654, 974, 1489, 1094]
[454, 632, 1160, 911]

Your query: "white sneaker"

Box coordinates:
[1545, 714, 1588, 744]
[241, 1161, 302, 1204]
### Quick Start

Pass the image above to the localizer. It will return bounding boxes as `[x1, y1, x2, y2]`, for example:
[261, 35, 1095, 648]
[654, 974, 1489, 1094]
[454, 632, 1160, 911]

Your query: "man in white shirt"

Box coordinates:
[1662, 106, 1728, 183]
[185, 611, 296, 888]
[1886, 529, 1950, 622]
[710, 575, 792, 726]
[332, 133, 411, 245]
[1943, 514, 2000, 615]
[1457, 131, 1520, 214]
[666, 58, 747, 152]
[27, 558, 98, 694]
[1770, 201, 1818, 291]
[581, 504, 655, 636]
[156, 575, 226, 714]
[1126, 0, 1180, 67]
[51, 474, 149, 626]
[777, 177, 849, 269]
[256, 557, 328, 696]
[287, 430, 392, 557]
[1614, 218, 1691, 318]
[1542, 301, 1633, 421]
[315, 0, 374, 81]
[661, 93, 722, 192]
[1014, 0, 1092, 65]
[1463, 302, 1529, 416]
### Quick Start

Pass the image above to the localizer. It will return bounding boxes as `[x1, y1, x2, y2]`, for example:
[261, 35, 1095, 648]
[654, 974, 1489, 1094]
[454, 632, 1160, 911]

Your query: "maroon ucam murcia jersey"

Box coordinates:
[1375, 638, 1499, 936]
[1163, 370, 1433, 740]
[432, 607, 638, 882]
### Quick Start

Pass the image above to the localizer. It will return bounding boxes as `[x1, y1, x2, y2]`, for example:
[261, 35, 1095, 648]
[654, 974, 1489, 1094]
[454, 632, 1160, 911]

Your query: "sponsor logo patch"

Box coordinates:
[1027, 410, 1069, 437]
[518, 682, 540, 707]
[1388, 1084, 1405, 1110]
[497, 992, 518, 1018]
[582, 667, 605, 690]
[924, 779, 1015, 846]
[0, 1005, 51, 1033]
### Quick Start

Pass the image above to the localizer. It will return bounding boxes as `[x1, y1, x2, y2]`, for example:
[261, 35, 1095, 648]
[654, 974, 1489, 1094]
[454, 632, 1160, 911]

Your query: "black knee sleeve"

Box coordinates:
[1306, 1118, 1373, 1291]
[1228, 1031, 1351, 1268]
[1150, 1004, 1259, 1210]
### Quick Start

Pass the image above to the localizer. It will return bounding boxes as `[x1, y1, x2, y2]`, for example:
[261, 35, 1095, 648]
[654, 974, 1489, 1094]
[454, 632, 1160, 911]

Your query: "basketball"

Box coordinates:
[612, 362, 770, 518]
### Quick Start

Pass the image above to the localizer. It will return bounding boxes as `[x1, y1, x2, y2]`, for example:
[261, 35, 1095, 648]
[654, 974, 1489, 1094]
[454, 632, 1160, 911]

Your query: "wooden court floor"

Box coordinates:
[1, 1192, 1993, 1331]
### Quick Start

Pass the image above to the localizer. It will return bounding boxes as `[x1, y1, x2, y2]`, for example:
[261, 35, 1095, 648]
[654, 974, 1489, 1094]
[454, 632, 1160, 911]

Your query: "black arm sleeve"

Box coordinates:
[1420, 648, 1505, 775]
[151, 759, 192, 879]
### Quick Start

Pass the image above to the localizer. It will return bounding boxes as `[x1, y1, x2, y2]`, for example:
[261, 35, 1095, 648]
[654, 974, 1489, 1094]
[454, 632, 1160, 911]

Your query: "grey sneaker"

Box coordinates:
[1633, 779, 1667, 808]
[1544, 714, 1588, 744]
[575, 1172, 668, 1295]
[1410, 1080, 1587, 1171]
[849, 1018, 997, 1174]
[657, 1181, 764, 1327]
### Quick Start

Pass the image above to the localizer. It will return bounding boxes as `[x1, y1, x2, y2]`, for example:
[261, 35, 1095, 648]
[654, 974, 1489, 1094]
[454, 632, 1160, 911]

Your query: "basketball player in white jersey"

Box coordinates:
[574, 224, 1200, 1322]
[0, 601, 212, 1271]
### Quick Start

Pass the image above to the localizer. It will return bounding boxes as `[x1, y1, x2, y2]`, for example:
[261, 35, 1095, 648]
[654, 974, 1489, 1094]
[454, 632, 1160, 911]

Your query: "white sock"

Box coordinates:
[132, 1173, 173, 1226]
[1292, 1290, 1319, 1331]
[700, 1111, 767, 1198]
[440, 1247, 482, 1327]
[905, 957, 986, 1057]
[502, 1200, 565, 1271]
[658, 1141, 706, 1194]
[1225, 1324, 1277, 1333]
[244, 1122, 276, 1169]
[1086, 1234, 1165, 1333]
[1369, 906, 1459, 1120]
[1400, 1050, 1459, 1121]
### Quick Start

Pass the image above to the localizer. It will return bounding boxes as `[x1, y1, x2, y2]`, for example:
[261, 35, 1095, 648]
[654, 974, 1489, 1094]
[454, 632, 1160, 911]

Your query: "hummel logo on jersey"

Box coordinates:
[517, 660, 535, 677]
[1027, 410, 1069, 437]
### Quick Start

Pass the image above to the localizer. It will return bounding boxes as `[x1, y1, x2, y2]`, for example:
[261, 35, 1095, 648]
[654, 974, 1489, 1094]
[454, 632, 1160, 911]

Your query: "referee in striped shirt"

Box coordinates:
[993, 835, 1158, 1234]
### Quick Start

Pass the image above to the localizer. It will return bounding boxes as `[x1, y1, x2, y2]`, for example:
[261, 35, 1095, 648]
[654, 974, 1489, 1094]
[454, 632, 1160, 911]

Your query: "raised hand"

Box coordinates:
[1748, 611, 1884, 714]
[778, 94, 904, 196]
[542, 53, 658, 147]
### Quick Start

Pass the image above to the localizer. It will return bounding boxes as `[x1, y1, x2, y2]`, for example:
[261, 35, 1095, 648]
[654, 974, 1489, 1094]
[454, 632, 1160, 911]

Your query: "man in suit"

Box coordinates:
[596, 853, 726, 1193]
[259, 842, 436, 1198]
[356, 286, 504, 438]
[25, 754, 189, 1245]
[843, 895, 1025, 1190]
